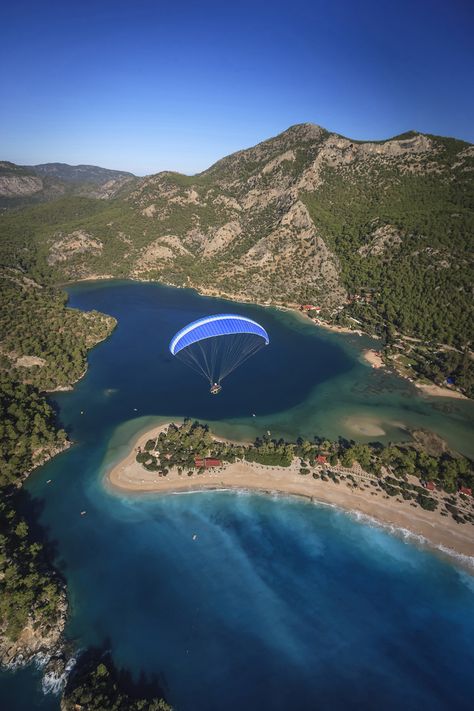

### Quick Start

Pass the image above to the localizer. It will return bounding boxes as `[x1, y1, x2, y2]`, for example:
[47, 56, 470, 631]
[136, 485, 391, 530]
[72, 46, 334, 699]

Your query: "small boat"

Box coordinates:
[252, 413, 256, 417]
[80, 510, 87, 516]
[192, 534, 198, 541]
[80, 411, 84, 415]
[46, 479, 52, 484]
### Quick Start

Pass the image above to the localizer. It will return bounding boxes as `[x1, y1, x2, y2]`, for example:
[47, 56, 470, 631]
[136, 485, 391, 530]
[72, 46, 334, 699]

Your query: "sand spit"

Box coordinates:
[106, 425, 474, 561]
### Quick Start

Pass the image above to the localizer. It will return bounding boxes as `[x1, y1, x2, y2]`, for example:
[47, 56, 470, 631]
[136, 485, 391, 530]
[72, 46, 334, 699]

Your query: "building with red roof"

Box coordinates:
[194, 457, 222, 468]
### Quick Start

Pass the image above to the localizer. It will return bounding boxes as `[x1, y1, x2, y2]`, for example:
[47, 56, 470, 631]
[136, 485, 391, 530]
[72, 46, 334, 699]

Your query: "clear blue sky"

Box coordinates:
[1, 0, 473, 175]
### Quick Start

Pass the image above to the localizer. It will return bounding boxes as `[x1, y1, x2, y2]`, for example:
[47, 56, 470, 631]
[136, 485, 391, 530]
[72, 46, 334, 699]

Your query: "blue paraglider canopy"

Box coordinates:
[169, 314, 269, 355]
[169, 313, 269, 392]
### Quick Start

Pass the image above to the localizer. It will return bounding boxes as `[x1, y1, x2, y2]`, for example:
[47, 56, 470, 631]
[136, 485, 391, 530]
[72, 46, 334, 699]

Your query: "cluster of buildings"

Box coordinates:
[423, 480, 472, 497]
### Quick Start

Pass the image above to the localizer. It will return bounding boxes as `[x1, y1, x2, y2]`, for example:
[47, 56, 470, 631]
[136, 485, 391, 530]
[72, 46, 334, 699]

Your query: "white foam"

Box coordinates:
[41, 656, 77, 695]
[345, 508, 474, 571]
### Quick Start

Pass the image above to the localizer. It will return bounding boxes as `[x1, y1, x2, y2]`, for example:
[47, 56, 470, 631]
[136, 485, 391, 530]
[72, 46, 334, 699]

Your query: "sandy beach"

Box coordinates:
[415, 382, 468, 400]
[362, 348, 385, 368]
[106, 425, 474, 561]
[315, 321, 363, 336]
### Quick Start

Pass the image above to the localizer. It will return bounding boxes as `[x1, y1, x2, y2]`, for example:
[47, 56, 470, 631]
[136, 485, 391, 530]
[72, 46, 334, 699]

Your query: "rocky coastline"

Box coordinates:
[0, 589, 77, 700]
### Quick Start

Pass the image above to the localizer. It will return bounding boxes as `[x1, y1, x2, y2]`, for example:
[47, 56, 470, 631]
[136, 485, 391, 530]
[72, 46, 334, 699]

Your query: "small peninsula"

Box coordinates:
[108, 421, 474, 560]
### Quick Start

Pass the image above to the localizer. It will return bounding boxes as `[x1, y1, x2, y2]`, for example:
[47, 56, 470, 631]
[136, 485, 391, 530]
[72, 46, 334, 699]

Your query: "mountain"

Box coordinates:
[1, 123, 473, 393]
[0, 161, 136, 205]
[29, 162, 135, 184]
[0, 162, 43, 198]
[127, 124, 346, 306]
[124, 123, 472, 342]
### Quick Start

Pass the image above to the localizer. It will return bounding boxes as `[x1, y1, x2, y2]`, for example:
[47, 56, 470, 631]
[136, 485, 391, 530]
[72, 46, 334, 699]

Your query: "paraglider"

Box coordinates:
[169, 313, 269, 394]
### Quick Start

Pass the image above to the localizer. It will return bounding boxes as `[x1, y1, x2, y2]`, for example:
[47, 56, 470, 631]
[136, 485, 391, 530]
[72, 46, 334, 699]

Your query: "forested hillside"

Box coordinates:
[302, 136, 473, 347]
[0, 269, 115, 661]
[0, 267, 115, 479]
[0, 271, 116, 390]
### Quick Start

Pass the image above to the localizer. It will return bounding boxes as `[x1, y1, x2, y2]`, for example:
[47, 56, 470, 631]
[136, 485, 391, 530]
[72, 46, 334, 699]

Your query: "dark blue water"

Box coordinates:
[2, 281, 474, 710]
[58, 280, 356, 430]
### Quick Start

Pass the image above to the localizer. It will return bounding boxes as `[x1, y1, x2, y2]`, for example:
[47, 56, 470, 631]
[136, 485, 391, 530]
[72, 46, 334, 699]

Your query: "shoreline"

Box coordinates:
[64, 276, 470, 401]
[415, 381, 468, 400]
[106, 424, 474, 563]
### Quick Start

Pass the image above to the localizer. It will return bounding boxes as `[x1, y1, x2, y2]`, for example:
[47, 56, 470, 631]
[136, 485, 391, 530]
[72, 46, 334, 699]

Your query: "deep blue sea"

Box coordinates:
[1, 281, 474, 710]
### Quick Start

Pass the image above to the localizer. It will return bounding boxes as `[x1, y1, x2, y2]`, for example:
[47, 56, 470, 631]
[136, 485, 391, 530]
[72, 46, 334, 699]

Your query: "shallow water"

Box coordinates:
[2, 280, 474, 710]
